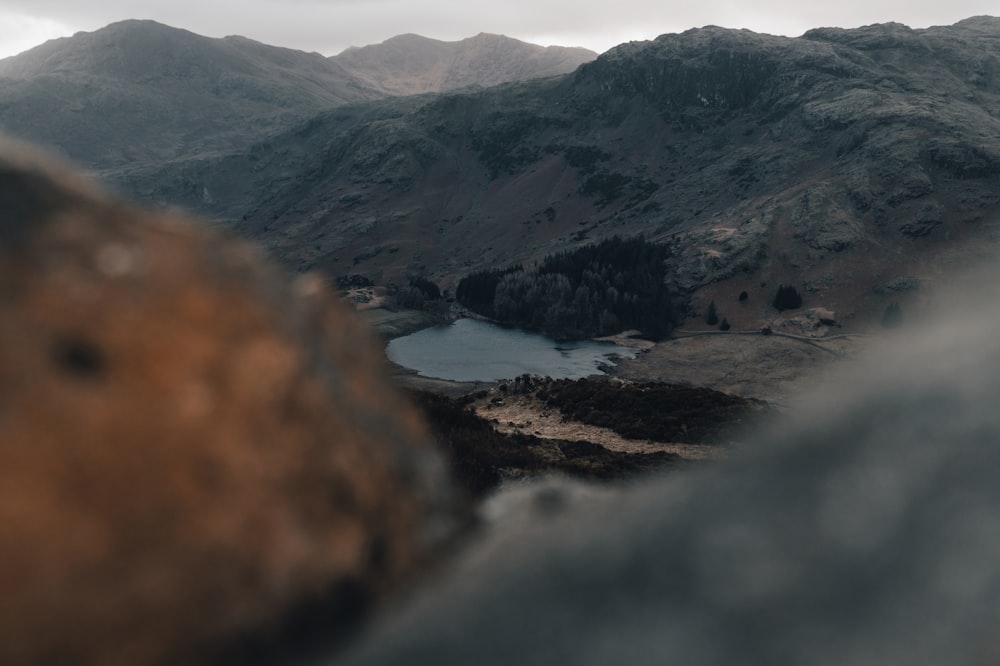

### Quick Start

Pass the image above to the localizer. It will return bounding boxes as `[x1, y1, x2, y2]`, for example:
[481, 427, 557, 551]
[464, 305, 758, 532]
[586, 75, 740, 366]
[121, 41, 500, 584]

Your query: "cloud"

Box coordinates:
[0, 11, 77, 58]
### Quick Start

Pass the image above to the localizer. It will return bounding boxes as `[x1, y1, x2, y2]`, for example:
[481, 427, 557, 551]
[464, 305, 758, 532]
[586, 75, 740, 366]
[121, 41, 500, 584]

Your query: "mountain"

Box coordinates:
[0, 22, 594, 188]
[0, 20, 388, 175]
[4, 18, 999, 330]
[123, 17, 1000, 329]
[331, 33, 596, 96]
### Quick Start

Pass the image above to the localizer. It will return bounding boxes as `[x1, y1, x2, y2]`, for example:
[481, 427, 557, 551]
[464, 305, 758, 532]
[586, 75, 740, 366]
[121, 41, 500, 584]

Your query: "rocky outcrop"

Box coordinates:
[791, 184, 864, 254]
[773, 307, 839, 337]
[0, 141, 459, 665]
[671, 214, 771, 291]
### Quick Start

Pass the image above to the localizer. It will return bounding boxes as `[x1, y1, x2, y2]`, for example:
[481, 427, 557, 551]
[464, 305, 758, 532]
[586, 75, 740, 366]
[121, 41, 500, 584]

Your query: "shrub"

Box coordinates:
[882, 303, 903, 328]
[773, 285, 802, 311]
[705, 301, 718, 326]
[409, 277, 441, 300]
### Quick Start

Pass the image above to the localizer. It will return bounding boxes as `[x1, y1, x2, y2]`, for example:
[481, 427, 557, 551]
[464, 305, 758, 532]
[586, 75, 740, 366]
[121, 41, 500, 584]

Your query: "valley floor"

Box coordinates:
[370, 306, 865, 469]
[611, 330, 863, 407]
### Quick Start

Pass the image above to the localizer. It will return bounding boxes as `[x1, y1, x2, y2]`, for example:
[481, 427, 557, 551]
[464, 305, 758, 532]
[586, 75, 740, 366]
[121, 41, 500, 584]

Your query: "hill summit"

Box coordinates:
[0, 21, 592, 175]
[331, 33, 596, 95]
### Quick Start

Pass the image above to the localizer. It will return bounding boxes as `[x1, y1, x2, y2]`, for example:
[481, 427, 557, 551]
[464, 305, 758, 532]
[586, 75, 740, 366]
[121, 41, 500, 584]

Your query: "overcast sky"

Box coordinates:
[0, 1, 996, 60]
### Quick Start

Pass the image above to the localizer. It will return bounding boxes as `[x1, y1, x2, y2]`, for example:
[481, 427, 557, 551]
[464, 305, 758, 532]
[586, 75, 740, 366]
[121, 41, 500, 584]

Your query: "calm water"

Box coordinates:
[386, 318, 638, 382]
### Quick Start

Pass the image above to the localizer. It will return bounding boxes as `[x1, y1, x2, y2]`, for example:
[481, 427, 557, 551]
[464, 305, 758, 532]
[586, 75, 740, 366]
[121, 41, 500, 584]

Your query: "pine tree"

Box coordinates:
[773, 285, 802, 311]
[881, 303, 903, 328]
[705, 300, 718, 325]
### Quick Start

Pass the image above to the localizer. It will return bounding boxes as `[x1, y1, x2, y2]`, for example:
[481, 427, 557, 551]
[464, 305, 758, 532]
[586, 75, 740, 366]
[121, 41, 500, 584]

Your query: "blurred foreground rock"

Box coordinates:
[0, 140, 458, 665]
[339, 272, 1000, 665]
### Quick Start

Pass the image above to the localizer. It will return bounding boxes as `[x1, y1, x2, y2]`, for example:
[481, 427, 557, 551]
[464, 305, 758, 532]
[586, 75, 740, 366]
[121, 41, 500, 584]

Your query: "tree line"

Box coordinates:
[455, 237, 678, 340]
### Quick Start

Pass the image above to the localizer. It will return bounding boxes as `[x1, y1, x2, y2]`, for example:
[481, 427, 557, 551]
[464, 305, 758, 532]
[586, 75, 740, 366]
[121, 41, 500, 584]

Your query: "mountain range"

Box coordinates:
[2, 17, 999, 330]
[0, 21, 593, 175]
[0, 20, 381, 173]
[334, 32, 597, 96]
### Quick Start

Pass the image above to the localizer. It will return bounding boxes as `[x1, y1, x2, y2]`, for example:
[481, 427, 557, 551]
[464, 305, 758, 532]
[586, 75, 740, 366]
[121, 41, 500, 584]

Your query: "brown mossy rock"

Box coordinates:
[0, 141, 458, 665]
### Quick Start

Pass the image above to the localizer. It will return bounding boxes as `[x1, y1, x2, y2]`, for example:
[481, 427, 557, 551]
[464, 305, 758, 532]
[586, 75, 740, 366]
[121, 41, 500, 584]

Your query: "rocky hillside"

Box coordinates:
[331, 33, 595, 95]
[6, 17, 1000, 331]
[0, 22, 589, 185]
[124, 17, 1000, 330]
[0, 20, 385, 175]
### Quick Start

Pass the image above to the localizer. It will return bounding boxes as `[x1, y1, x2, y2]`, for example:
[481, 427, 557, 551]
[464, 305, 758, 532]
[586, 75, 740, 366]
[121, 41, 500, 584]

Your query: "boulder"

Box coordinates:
[0, 140, 458, 665]
[774, 307, 839, 337]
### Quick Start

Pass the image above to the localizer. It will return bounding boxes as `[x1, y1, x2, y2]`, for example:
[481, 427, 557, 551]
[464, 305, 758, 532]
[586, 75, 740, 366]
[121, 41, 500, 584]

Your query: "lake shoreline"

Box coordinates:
[384, 317, 639, 384]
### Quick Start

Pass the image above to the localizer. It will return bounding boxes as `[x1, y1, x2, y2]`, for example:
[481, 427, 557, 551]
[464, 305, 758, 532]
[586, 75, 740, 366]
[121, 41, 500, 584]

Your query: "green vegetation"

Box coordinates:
[409, 276, 441, 300]
[470, 110, 555, 175]
[773, 284, 803, 311]
[561, 145, 612, 172]
[391, 276, 443, 310]
[881, 302, 903, 328]
[408, 388, 679, 497]
[456, 237, 677, 340]
[705, 300, 718, 325]
[578, 171, 660, 208]
[579, 171, 631, 206]
[453, 265, 523, 317]
[537, 379, 768, 444]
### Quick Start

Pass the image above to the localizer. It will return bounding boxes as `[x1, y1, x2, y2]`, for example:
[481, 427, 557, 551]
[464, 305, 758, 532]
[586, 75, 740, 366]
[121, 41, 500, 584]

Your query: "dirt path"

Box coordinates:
[472, 393, 728, 461]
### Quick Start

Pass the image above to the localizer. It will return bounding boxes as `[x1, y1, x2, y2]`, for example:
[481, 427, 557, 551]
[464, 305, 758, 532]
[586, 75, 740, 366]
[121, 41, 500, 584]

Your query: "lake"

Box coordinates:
[385, 318, 638, 382]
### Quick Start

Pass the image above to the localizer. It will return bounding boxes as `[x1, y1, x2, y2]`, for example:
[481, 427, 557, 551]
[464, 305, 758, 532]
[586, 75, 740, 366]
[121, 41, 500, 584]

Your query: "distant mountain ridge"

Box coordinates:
[0, 20, 592, 175]
[331, 33, 596, 96]
[0, 20, 385, 173]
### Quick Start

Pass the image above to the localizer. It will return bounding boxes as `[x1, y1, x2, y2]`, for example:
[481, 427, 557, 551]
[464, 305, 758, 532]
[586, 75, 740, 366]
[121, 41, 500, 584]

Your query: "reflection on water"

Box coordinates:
[386, 318, 638, 382]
